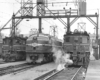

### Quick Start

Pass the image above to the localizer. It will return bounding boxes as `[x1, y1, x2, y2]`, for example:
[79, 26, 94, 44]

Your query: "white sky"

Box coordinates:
[0, 0, 100, 39]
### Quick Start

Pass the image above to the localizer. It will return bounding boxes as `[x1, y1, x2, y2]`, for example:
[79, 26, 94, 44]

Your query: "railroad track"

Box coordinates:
[0, 61, 12, 64]
[35, 66, 86, 80]
[0, 63, 40, 76]
[0, 60, 25, 64]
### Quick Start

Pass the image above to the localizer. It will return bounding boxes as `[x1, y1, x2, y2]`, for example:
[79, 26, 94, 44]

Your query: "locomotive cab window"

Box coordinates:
[22, 40, 26, 44]
[3, 39, 10, 45]
[38, 40, 49, 44]
[78, 37, 82, 43]
[82, 36, 88, 43]
[3, 39, 6, 44]
[65, 37, 70, 42]
[74, 37, 78, 43]
[19, 40, 25, 45]
[87, 37, 90, 43]
[13, 39, 19, 45]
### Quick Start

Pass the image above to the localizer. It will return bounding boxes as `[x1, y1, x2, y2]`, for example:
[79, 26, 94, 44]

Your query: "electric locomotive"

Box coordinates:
[2, 36, 26, 62]
[63, 29, 90, 67]
[26, 33, 62, 63]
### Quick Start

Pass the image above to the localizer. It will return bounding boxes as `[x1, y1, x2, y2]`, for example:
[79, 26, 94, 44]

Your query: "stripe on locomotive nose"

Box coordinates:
[27, 43, 43, 47]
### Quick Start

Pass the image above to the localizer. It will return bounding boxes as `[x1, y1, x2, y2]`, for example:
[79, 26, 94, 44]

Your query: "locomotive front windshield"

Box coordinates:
[37, 40, 49, 44]
[37, 35, 49, 44]
[65, 36, 89, 44]
[3, 37, 26, 45]
[13, 39, 26, 45]
[3, 38, 10, 45]
[26, 33, 50, 45]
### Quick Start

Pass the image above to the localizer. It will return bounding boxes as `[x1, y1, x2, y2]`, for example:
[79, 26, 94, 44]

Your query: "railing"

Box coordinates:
[45, 9, 78, 16]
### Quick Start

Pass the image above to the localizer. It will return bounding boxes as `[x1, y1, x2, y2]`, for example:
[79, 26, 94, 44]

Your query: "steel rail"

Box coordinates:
[44, 69, 64, 80]
[0, 62, 52, 76]
[34, 68, 64, 80]
[0, 63, 28, 75]
[71, 66, 82, 80]
[34, 69, 55, 80]
[0, 64, 41, 76]
[34, 66, 83, 80]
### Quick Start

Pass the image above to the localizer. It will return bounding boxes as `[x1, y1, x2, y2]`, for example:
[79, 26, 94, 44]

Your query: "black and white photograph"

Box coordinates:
[0, 0, 99, 80]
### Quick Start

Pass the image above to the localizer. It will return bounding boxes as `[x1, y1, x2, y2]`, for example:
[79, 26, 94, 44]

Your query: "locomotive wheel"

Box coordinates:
[4, 55, 10, 62]
[9, 56, 16, 62]
[4, 58, 9, 62]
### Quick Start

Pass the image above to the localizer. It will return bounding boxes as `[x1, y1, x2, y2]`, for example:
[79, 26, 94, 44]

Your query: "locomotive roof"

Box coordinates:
[3, 36, 26, 40]
[28, 33, 62, 42]
[29, 33, 50, 37]
[28, 33, 50, 39]
[64, 31, 90, 37]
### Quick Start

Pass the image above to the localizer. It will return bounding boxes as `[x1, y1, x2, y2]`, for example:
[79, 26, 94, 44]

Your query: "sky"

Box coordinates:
[0, 0, 100, 39]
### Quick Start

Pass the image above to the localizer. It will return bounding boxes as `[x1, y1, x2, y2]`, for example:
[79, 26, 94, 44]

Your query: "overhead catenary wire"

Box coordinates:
[15, 0, 21, 4]
[0, 1, 20, 4]
[45, 6, 68, 27]
[0, 1, 78, 4]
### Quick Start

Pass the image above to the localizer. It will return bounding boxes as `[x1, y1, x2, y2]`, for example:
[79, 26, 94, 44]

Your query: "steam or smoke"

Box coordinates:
[52, 47, 73, 71]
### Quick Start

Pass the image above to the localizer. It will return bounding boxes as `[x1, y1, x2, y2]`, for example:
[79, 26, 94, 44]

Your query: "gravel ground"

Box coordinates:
[0, 62, 57, 80]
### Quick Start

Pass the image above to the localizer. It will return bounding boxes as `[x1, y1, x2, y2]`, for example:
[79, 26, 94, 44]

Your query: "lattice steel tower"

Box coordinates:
[21, 0, 33, 16]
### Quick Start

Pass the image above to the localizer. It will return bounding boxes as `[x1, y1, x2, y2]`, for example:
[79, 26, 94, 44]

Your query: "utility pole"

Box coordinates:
[67, 17, 70, 33]
[37, 0, 45, 33]
[96, 13, 99, 59]
[11, 14, 16, 37]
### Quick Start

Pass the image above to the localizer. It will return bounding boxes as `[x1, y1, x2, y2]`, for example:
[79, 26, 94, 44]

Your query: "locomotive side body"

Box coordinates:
[26, 33, 62, 63]
[2, 36, 26, 62]
[2, 38, 10, 61]
[63, 32, 90, 67]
